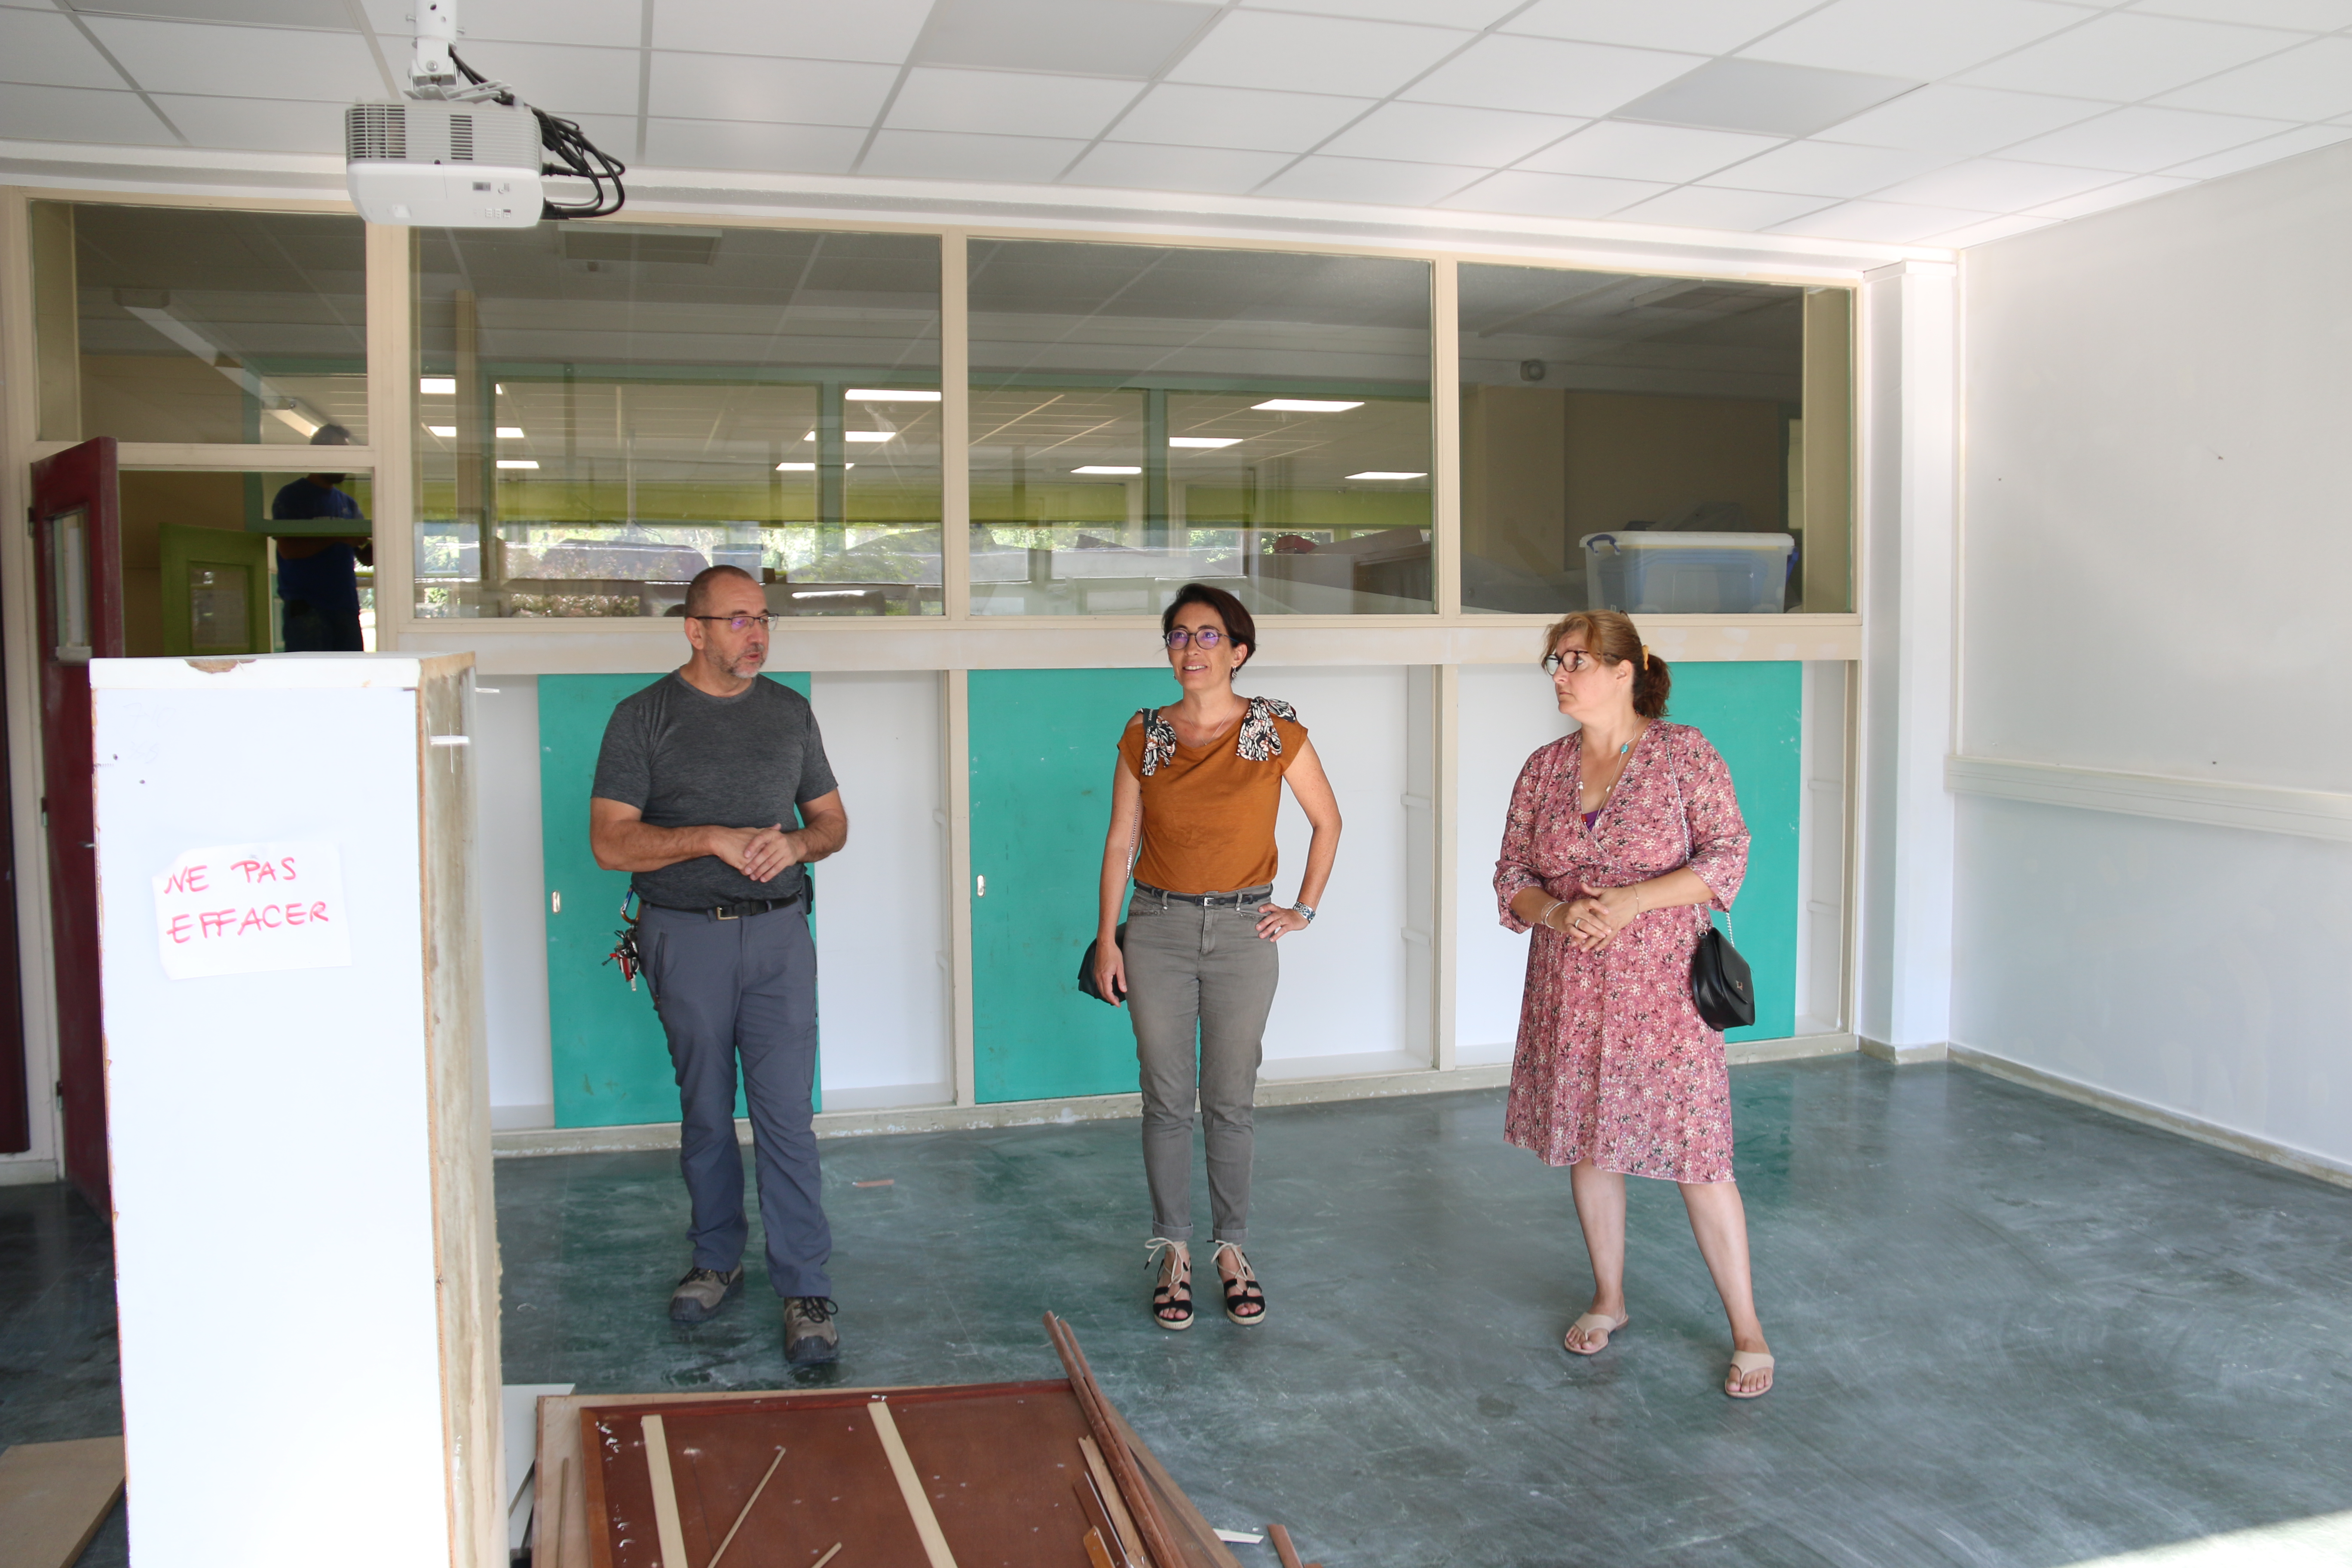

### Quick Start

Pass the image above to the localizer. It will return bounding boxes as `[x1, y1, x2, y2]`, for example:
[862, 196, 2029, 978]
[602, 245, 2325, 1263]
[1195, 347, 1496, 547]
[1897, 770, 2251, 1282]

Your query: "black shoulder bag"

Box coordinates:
[1667, 743, 1756, 1032]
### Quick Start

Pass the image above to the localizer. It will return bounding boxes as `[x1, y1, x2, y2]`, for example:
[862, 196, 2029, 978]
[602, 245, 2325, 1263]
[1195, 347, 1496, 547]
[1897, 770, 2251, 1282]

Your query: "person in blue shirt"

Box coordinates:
[271, 423, 371, 652]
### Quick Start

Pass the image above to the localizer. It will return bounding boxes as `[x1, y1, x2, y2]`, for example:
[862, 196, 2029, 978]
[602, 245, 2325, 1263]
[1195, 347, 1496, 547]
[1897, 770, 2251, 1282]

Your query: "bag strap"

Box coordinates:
[1662, 732, 1732, 944]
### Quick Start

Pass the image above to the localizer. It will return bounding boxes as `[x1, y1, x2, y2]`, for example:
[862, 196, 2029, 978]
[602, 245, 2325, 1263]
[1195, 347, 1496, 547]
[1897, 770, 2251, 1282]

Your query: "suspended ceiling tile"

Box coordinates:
[435, 0, 643, 50]
[1736, 0, 2088, 80]
[643, 118, 869, 173]
[1923, 211, 2057, 247]
[1405, 34, 1704, 118]
[1698, 137, 1953, 196]
[1769, 197, 1996, 242]
[0, 8, 134, 90]
[1958, 12, 2296, 101]
[2001, 105, 2301, 173]
[2155, 36, 2352, 122]
[1166, 10, 1474, 97]
[645, 53, 899, 126]
[2021, 171, 2197, 217]
[0, 81, 174, 142]
[913, 0, 1218, 78]
[1818, 82, 2107, 153]
[885, 68, 1141, 140]
[1316, 101, 1586, 167]
[1108, 84, 1377, 153]
[650, 0, 934, 66]
[1438, 168, 1672, 217]
[1613, 58, 1920, 135]
[77, 0, 353, 25]
[1254, 152, 1490, 205]
[456, 40, 642, 117]
[2160, 121, 2352, 179]
[2124, 0, 2352, 27]
[1610, 183, 1835, 230]
[83, 15, 386, 101]
[1064, 141, 1297, 193]
[859, 128, 1090, 182]
[1238, 0, 1522, 24]
[1502, 0, 1823, 55]
[1516, 120, 1784, 182]
[146, 91, 346, 153]
[1871, 155, 2126, 209]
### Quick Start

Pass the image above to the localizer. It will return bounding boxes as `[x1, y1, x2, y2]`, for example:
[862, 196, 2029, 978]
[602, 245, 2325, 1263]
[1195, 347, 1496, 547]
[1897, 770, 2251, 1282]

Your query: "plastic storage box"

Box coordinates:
[1580, 531, 1795, 615]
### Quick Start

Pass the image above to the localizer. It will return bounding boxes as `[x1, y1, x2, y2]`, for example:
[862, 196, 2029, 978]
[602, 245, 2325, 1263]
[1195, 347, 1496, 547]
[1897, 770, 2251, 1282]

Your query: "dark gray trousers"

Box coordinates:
[1123, 886, 1279, 1245]
[640, 900, 831, 1299]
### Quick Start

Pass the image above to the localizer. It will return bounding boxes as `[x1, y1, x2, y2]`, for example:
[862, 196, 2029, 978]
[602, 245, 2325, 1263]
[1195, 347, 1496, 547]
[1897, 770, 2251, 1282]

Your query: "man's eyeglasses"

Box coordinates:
[1540, 649, 1605, 676]
[1164, 628, 1227, 649]
[690, 613, 775, 633]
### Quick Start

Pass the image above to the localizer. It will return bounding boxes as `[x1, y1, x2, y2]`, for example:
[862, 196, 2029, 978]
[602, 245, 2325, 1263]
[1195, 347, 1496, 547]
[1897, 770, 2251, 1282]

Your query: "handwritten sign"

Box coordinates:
[152, 842, 352, 980]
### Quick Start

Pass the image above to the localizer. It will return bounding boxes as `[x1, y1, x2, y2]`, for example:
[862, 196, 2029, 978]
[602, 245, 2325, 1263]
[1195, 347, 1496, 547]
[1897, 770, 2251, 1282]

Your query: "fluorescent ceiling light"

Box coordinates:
[270, 407, 320, 438]
[496, 459, 539, 470]
[1253, 399, 1362, 413]
[426, 425, 457, 438]
[419, 377, 456, 395]
[803, 430, 900, 442]
[1073, 465, 1142, 475]
[845, 389, 941, 402]
[776, 462, 816, 472]
[1348, 471, 1427, 480]
[496, 426, 525, 439]
[1169, 436, 1240, 448]
[792, 589, 868, 599]
[495, 384, 505, 395]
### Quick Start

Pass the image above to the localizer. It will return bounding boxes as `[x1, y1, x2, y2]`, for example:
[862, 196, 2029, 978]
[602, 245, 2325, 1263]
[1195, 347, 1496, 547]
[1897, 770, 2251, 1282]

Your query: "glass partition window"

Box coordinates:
[414, 224, 942, 619]
[968, 241, 1433, 617]
[1457, 264, 1852, 617]
[33, 203, 369, 447]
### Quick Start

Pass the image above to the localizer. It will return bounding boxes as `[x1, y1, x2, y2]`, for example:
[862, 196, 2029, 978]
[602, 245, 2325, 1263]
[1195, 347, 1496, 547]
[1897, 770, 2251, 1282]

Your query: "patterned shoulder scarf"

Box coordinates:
[1137, 696, 1298, 776]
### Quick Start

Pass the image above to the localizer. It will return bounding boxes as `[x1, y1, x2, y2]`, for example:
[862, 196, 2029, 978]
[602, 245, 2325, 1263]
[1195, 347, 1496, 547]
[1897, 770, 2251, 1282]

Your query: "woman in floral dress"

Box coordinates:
[1493, 609, 1773, 1398]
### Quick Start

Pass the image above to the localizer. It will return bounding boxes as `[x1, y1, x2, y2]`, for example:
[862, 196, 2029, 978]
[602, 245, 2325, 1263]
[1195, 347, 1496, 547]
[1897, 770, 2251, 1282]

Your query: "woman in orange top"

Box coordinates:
[1092, 584, 1342, 1330]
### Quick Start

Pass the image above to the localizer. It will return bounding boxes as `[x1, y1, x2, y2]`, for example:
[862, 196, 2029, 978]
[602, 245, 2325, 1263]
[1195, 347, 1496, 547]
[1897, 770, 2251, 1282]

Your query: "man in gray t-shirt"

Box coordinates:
[590, 564, 851, 1364]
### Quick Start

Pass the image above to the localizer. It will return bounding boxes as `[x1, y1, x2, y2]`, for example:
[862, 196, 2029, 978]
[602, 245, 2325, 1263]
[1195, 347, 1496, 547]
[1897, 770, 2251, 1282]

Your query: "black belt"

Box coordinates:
[650, 889, 805, 921]
[1134, 883, 1272, 910]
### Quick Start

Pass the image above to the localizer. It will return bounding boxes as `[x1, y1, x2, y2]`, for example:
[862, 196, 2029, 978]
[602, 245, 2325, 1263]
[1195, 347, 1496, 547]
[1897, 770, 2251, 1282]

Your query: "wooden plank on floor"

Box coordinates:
[0, 1438, 128, 1568]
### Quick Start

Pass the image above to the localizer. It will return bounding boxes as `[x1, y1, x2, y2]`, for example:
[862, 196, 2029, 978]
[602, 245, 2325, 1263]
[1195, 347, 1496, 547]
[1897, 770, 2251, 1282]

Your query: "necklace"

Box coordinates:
[1587, 731, 1638, 814]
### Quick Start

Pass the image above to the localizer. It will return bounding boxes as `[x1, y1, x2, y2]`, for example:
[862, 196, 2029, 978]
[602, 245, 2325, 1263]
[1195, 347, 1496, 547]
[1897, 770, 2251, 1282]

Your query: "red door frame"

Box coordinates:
[0, 537, 25, 1156]
[31, 437, 122, 1211]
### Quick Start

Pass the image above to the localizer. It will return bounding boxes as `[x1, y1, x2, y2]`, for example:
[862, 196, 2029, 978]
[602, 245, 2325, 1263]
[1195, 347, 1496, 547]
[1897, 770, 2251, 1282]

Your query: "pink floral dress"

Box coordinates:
[1493, 722, 1750, 1183]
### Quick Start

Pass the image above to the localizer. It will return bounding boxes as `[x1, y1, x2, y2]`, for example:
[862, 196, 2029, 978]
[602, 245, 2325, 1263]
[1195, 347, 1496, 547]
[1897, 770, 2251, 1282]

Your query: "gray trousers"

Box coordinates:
[1123, 886, 1279, 1245]
[640, 900, 832, 1299]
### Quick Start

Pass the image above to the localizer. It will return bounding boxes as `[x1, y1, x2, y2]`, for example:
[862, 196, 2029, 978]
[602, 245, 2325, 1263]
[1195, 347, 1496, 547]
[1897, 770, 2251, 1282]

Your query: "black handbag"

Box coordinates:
[1666, 742, 1756, 1032]
[1077, 924, 1128, 1004]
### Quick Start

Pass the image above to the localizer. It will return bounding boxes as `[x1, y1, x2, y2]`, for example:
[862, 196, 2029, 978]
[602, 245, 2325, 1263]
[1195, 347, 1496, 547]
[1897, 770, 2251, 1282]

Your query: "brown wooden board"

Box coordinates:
[0, 1437, 128, 1568]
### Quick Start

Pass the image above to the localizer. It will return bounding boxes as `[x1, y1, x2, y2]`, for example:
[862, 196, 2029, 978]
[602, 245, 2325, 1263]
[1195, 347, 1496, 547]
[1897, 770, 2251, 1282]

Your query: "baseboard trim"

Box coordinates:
[0, 1156, 61, 1186]
[1860, 1036, 1948, 1065]
[1949, 1045, 2352, 1191]
[1733, 1032, 1857, 1065]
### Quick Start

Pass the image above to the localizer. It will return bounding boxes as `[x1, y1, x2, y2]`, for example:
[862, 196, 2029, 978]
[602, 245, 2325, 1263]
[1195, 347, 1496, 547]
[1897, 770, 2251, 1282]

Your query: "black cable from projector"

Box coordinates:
[449, 47, 627, 220]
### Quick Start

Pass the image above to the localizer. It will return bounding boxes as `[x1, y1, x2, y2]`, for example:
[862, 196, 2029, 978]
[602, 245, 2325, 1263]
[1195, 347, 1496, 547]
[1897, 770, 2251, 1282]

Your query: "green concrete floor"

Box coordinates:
[8, 1056, 2351, 1566]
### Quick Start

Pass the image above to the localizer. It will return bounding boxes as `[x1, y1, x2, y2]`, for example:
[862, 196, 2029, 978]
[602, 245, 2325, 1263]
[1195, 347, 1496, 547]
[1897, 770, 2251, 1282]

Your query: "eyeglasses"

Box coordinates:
[690, 614, 775, 633]
[1164, 628, 1227, 649]
[1540, 649, 1607, 676]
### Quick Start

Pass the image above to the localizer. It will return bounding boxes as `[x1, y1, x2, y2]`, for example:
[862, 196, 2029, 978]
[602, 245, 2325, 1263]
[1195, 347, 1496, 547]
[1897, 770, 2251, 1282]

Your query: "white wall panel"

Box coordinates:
[474, 677, 552, 1124]
[1454, 661, 1572, 1066]
[808, 671, 949, 1106]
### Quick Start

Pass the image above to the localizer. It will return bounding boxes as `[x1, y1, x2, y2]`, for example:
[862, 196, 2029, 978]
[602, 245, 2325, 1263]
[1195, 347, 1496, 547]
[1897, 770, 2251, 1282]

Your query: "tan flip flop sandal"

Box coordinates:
[1725, 1350, 1775, 1398]
[1562, 1312, 1629, 1356]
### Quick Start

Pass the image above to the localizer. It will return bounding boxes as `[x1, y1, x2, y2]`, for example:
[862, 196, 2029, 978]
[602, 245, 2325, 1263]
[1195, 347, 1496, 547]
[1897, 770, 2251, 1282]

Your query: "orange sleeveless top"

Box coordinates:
[1116, 697, 1306, 895]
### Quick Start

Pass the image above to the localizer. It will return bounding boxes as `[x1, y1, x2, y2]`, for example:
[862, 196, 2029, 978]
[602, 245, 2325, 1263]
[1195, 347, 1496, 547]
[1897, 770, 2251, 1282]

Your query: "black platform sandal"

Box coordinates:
[1213, 1240, 1266, 1326]
[1147, 1238, 1193, 1331]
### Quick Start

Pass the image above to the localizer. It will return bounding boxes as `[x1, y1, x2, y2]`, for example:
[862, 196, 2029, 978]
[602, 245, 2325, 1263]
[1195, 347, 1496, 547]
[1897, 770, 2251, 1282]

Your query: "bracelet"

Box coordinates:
[1293, 902, 1317, 924]
[1537, 898, 1564, 931]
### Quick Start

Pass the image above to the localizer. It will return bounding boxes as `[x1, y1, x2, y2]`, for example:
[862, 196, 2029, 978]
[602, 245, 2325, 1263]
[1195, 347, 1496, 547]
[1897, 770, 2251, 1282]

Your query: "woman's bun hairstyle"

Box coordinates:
[1540, 609, 1669, 719]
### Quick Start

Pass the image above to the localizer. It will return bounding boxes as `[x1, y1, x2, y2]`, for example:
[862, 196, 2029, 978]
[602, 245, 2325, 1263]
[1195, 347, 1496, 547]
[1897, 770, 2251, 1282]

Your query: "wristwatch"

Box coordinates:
[1293, 903, 1317, 923]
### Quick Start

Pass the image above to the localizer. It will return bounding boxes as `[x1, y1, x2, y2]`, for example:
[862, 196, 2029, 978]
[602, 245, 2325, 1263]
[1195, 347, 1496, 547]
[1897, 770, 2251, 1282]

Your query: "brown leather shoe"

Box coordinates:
[784, 1296, 840, 1364]
[668, 1266, 742, 1323]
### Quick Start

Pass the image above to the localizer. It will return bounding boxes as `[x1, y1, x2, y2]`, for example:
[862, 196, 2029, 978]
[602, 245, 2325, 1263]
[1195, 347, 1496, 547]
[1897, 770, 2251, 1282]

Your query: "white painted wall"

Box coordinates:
[1455, 660, 1574, 1066]
[473, 678, 551, 1126]
[807, 671, 950, 1107]
[1954, 141, 2352, 1167]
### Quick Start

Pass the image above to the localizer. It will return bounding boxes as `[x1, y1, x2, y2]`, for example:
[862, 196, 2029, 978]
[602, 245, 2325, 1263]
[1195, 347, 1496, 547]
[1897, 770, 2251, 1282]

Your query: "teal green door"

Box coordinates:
[540, 672, 814, 1129]
[969, 668, 1174, 1103]
[1662, 662, 1801, 1045]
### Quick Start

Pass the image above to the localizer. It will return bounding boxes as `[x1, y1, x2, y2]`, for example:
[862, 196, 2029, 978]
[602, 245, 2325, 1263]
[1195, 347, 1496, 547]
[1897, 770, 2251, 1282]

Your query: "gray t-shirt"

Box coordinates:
[591, 672, 839, 909]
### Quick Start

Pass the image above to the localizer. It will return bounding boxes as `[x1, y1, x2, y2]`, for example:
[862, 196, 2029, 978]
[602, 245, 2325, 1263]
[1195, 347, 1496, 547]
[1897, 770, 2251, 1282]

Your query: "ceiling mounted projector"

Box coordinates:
[345, 0, 624, 228]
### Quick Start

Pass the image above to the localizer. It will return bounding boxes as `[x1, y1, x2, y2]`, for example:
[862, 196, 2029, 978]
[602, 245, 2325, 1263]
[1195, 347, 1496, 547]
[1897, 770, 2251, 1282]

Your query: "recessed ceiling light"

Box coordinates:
[1253, 399, 1362, 413]
[426, 425, 456, 438]
[845, 389, 942, 402]
[1170, 436, 1240, 448]
[776, 462, 816, 472]
[1614, 59, 1920, 138]
[496, 459, 539, 470]
[419, 376, 455, 395]
[496, 426, 525, 439]
[792, 589, 869, 599]
[1348, 471, 1427, 481]
[846, 431, 897, 443]
[1074, 465, 1142, 475]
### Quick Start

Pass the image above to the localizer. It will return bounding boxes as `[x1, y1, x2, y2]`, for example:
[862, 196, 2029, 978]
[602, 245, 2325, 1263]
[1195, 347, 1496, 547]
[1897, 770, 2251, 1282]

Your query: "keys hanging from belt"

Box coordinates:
[606, 890, 643, 990]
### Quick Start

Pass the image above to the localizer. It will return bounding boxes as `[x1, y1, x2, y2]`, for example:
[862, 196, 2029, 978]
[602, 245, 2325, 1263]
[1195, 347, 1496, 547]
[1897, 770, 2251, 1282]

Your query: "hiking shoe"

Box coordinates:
[784, 1296, 840, 1365]
[668, 1266, 743, 1323]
